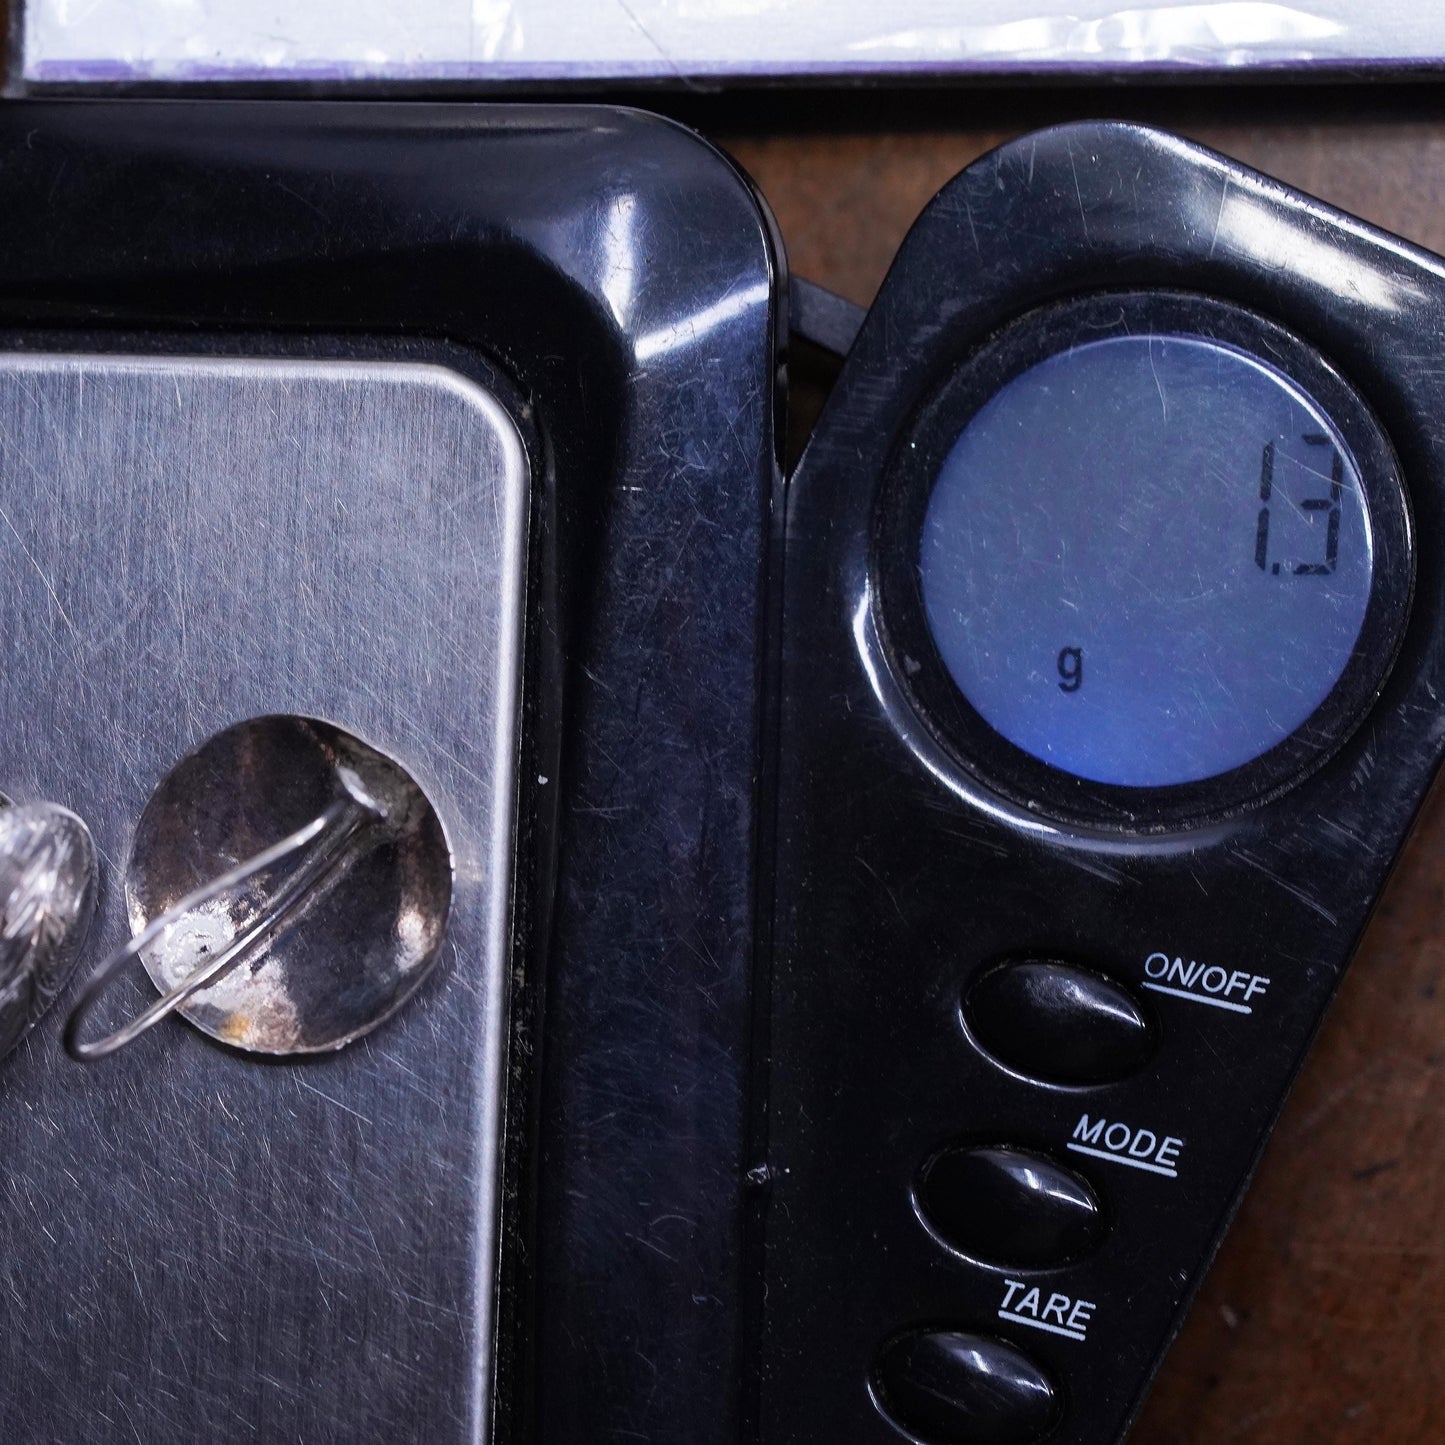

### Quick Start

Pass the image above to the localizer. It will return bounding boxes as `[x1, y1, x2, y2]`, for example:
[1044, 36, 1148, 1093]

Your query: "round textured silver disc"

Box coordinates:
[126, 714, 453, 1055]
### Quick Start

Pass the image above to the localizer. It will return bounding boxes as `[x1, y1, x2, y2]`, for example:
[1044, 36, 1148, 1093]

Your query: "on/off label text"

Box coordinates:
[1142, 950, 1270, 1015]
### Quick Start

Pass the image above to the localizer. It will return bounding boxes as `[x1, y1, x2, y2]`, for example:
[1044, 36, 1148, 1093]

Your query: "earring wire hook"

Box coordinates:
[65, 775, 383, 1062]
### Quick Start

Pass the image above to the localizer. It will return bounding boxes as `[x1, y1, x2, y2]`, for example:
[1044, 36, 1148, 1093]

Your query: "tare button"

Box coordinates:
[1066, 1113, 1184, 1179]
[1141, 949, 1270, 1015]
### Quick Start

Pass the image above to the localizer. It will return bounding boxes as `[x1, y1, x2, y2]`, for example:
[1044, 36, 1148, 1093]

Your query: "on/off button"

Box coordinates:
[963, 958, 1156, 1085]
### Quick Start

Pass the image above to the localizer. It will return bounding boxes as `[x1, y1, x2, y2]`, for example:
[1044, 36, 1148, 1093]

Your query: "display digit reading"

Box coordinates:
[1296, 433, 1343, 576]
[1254, 433, 1343, 576]
[1256, 440, 1275, 574]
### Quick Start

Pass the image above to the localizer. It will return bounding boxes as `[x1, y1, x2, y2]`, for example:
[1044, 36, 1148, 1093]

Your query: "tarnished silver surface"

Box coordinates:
[0, 354, 527, 1442]
[127, 715, 453, 1054]
[65, 715, 455, 1059]
[0, 801, 97, 1059]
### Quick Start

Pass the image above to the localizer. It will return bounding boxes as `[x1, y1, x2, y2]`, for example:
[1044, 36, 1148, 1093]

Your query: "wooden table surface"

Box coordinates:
[2, 4, 1441, 1432]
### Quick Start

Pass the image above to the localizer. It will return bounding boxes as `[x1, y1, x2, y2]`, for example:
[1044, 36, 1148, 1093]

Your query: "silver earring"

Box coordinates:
[65, 714, 452, 1061]
[0, 800, 98, 1060]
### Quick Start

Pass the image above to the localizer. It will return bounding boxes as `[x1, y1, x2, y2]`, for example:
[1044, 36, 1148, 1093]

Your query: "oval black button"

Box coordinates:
[963, 959, 1154, 1084]
[917, 1144, 1105, 1267]
[874, 1330, 1058, 1445]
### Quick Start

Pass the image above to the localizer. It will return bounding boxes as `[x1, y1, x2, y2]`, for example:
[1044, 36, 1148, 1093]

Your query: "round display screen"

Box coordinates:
[914, 326, 1390, 792]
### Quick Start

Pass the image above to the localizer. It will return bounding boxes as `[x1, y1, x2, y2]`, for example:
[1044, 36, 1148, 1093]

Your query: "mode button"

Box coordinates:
[917, 1144, 1105, 1268]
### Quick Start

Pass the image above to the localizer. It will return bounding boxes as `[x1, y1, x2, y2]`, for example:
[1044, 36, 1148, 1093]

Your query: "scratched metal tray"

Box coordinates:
[0, 352, 528, 1439]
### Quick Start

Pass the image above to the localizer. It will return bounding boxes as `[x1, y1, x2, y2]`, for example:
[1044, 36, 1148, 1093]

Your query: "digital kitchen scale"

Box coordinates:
[0, 102, 1440, 1445]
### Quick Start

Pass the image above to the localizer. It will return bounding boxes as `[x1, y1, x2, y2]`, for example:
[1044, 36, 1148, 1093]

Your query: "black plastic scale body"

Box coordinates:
[761, 123, 1445, 1444]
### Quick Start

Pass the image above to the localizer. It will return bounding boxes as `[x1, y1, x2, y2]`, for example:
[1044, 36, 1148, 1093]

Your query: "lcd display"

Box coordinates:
[919, 334, 1375, 788]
